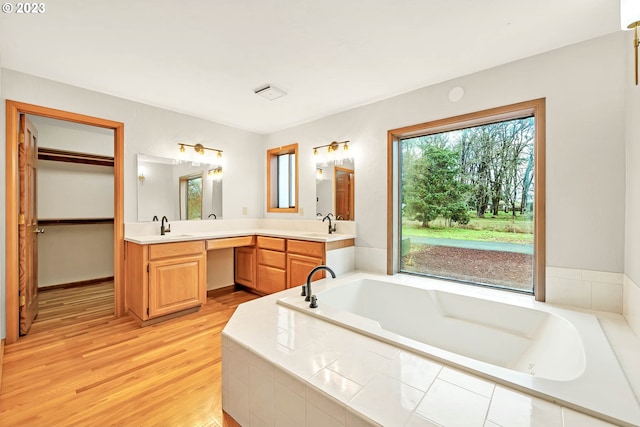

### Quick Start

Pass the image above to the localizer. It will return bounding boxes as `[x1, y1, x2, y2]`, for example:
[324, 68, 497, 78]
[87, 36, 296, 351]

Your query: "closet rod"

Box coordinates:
[38, 218, 114, 226]
[38, 147, 114, 167]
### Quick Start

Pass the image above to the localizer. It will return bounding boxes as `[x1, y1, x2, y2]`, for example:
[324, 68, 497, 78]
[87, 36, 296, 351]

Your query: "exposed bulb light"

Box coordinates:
[313, 140, 351, 164]
[316, 168, 323, 180]
[177, 143, 223, 163]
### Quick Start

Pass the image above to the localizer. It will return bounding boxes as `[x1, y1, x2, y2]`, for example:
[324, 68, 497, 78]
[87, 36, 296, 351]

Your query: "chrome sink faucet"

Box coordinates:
[301, 265, 336, 308]
[161, 215, 171, 235]
[322, 213, 336, 234]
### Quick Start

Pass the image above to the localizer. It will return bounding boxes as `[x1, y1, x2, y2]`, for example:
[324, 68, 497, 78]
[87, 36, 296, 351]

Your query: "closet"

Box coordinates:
[31, 116, 115, 291]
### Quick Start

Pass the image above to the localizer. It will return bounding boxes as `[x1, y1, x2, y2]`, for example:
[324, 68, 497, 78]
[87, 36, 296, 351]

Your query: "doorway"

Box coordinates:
[5, 100, 125, 344]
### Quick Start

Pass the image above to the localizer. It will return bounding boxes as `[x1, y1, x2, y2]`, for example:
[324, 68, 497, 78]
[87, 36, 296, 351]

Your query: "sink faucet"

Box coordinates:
[322, 213, 336, 234]
[304, 265, 336, 308]
[208, 213, 217, 219]
[161, 216, 171, 235]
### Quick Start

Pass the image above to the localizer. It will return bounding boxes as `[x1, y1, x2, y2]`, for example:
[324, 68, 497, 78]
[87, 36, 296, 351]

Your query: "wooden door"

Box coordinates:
[18, 114, 40, 335]
[335, 167, 354, 220]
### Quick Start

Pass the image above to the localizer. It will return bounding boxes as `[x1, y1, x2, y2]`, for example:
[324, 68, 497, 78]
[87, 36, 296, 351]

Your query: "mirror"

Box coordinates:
[315, 159, 354, 220]
[137, 154, 222, 221]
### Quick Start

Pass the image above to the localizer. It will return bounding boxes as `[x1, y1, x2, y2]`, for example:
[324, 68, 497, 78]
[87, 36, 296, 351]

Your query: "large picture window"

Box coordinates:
[388, 99, 545, 298]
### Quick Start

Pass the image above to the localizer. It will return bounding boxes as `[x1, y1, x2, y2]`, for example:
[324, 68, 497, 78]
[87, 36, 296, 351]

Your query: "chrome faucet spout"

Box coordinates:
[161, 216, 171, 235]
[305, 265, 336, 308]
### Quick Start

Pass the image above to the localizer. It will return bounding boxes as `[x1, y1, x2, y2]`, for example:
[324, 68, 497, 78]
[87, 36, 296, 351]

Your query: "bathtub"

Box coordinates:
[277, 273, 640, 426]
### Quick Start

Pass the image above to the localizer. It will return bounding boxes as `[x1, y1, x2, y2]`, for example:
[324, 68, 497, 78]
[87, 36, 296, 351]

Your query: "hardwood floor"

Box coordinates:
[0, 284, 258, 426]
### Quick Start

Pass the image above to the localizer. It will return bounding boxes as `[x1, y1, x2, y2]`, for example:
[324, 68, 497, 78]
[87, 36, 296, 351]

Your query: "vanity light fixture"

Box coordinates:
[622, 0, 640, 85]
[316, 168, 324, 180]
[313, 140, 351, 164]
[178, 143, 223, 159]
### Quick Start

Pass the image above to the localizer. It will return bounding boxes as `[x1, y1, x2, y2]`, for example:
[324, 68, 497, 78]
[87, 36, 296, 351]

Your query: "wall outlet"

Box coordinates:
[242, 207, 248, 215]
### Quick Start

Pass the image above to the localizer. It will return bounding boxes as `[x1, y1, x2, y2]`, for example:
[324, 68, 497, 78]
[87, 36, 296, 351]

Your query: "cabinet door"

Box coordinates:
[287, 253, 324, 289]
[257, 265, 286, 294]
[235, 246, 256, 288]
[148, 253, 205, 318]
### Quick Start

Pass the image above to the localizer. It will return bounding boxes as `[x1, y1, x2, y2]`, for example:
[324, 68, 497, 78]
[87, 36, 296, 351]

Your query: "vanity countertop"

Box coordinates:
[124, 228, 356, 245]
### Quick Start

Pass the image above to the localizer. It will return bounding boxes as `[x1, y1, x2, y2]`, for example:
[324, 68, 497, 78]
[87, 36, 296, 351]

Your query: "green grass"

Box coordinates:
[403, 213, 534, 244]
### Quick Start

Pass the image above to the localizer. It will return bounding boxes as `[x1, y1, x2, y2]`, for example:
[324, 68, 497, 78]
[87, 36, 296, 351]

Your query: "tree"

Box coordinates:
[403, 145, 469, 227]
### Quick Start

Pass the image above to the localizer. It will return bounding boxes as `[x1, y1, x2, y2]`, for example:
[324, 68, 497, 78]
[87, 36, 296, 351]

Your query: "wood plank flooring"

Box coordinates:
[0, 283, 258, 426]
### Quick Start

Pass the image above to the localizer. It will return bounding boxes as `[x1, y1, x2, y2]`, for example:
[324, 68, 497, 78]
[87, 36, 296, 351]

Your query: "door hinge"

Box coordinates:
[19, 133, 25, 144]
[18, 213, 25, 225]
[19, 295, 26, 307]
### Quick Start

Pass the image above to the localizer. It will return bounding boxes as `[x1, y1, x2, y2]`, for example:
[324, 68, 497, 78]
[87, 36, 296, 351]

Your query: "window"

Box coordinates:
[388, 99, 546, 299]
[180, 173, 203, 220]
[267, 143, 298, 212]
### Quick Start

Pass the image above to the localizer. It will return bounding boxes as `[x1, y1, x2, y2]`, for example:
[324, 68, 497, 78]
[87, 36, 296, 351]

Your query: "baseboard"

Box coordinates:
[222, 410, 241, 427]
[0, 339, 5, 392]
[128, 305, 202, 327]
[39, 276, 114, 292]
[206, 285, 240, 298]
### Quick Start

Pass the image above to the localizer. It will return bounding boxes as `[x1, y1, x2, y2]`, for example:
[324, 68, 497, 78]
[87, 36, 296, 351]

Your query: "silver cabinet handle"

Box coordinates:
[34, 228, 45, 234]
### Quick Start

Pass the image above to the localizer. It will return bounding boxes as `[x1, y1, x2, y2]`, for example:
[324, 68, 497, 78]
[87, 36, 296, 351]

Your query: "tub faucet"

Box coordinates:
[322, 213, 336, 234]
[304, 265, 336, 308]
[161, 216, 171, 235]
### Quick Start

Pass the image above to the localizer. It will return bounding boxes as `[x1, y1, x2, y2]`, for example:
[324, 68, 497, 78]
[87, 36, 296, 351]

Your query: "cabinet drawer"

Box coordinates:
[257, 265, 286, 294]
[258, 248, 286, 269]
[257, 236, 286, 251]
[206, 235, 255, 250]
[149, 241, 204, 260]
[287, 239, 325, 258]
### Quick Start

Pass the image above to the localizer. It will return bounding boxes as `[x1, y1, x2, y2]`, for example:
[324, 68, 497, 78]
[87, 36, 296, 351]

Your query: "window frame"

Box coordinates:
[267, 143, 299, 213]
[387, 99, 546, 301]
[179, 172, 204, 220]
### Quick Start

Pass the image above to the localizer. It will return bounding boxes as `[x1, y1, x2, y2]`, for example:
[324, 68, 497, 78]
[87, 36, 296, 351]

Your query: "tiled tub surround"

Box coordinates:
[546, 267, 623, 313]
[222, 273, 640, 427]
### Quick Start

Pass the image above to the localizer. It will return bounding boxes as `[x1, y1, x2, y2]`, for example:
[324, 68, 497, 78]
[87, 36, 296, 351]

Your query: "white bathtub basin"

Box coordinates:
[278, 273, 640, 426]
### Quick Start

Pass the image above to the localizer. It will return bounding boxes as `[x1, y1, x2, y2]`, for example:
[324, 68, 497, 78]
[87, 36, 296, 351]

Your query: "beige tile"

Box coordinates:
[309, 368, 363, 404]
[381, 351, 442, 392]
[487, 386, 562, 427]
[561, 408, 618, 427]
[416, 379, 490, 427]
[438, 366, 495, 398]
[349, 373, 424, 426]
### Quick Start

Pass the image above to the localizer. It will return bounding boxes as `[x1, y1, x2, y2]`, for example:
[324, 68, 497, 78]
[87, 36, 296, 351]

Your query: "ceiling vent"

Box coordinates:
[254, 84, 286, 101]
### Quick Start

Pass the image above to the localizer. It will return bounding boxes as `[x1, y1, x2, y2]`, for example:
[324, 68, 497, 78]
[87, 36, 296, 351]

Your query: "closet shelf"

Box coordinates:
[38, 147, 114, 167]
[38, 218, 114, 226]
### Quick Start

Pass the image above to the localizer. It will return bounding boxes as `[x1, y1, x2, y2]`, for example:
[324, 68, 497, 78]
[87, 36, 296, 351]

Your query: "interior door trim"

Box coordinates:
[5, 100, 125, 344]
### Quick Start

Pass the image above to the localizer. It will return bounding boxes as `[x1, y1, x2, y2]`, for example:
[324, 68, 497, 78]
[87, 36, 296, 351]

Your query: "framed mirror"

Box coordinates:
[315, 159, 354, 220]
[137, 154, 222, 221]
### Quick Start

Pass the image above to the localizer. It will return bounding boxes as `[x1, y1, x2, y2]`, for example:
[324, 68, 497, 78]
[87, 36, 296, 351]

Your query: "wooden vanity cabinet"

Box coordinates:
[256, 236, 287, 294]
[287, 239, 325, 289]
[125, 240, 206, 323]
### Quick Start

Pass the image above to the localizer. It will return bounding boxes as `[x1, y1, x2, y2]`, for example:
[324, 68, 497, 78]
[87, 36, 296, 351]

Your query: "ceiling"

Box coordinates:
[0, 0, 620, 134]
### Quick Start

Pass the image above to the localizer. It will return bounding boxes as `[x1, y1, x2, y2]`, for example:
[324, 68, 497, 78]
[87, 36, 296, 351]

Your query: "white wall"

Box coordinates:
[0, 69, 265, 338]
[265, 33, 627, 277]
[624, 27, 640, 335]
